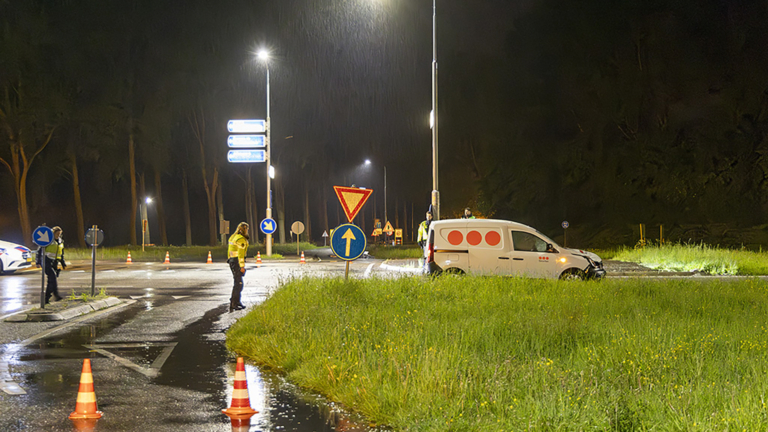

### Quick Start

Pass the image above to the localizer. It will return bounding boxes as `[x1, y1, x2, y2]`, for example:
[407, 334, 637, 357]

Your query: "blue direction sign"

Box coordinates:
[260, 218, 277, 235]
[330, 224, 366, 261]
[33, 226, 54, 247]
[228, 135, 266, 148]
[227, 150, 266, 163]
[227, 119, 266, 133]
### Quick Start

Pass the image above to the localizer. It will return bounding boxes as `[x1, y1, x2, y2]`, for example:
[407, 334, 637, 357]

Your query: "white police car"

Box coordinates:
[0, 240, 33, 275]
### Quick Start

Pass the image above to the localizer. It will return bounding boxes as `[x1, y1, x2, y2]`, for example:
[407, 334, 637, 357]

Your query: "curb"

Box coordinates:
[4, 297, 124, 322]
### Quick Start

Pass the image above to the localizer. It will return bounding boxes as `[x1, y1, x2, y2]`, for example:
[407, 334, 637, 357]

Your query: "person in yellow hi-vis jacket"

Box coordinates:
[227, 222, 249, 312]
[36, 226, 66, 303]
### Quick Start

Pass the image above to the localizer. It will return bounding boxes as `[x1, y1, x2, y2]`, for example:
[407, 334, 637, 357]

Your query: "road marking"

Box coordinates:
[71, 270, 86, 273]
[363, 263, 375, 278]
[0, 360, 26, 395]
[84, 342, 177, 378]
[172, 296, 189, 300]
[103, 270, 116, 273]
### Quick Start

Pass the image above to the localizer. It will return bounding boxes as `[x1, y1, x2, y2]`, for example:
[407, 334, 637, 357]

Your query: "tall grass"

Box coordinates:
[612, 244, 768, 275]
[227, 276, 768, 431]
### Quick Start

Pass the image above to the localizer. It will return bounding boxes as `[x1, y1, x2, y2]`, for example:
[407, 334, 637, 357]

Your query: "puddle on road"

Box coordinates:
[9, 299, 387, 431]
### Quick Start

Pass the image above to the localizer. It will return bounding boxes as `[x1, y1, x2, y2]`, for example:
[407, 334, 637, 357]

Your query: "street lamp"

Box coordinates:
[140, 197, 153, 251]
[258, 49, 274, 256]
[431, 0, 440, 221]
[363, 159, 387, 224]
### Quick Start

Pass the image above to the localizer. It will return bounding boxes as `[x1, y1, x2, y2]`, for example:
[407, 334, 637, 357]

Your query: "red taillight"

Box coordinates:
[427, 232, 435, 263]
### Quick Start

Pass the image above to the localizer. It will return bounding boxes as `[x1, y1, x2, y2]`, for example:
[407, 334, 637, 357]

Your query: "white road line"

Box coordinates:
[363, 263, 375, 278]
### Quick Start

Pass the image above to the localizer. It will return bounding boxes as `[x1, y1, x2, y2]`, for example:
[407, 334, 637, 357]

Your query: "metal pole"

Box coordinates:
[431, 0, 440, 221]
[384, 166, 387, 224]
[266, 62, 273, 256]
[39, 246, 45, 309]
[91, 225, 97, 297]
[345, 261, 350, 280]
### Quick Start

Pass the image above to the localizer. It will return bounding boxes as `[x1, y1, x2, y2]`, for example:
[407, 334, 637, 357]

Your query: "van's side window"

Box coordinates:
[511, 231, 548, 252]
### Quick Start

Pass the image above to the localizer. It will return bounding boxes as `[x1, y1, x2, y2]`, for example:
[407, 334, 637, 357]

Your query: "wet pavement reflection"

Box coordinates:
[3, 300, 387, 431]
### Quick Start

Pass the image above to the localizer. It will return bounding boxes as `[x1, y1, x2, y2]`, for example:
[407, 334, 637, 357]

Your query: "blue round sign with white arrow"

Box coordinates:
[33, 226, 54, 247]
[330, 224, 366, 261]
[260, 218, 277, 235]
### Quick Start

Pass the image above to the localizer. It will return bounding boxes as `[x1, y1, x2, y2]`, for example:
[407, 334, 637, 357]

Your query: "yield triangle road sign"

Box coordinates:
[333, 186, 373, 222]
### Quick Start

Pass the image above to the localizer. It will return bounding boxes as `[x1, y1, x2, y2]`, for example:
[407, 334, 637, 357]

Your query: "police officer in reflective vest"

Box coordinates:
[417, 211, 432, 249]
[38, 226, 66, 303]
[227, 222, 249, 312]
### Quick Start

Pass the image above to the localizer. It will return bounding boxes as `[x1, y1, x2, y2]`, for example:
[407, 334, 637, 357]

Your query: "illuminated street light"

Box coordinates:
[140, 197, 153, 251]
[258, 49, 274, 256]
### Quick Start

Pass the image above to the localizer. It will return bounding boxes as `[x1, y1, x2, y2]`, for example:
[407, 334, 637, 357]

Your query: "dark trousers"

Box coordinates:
[44, 257, 59, 302]
[228, 258, 244, 306]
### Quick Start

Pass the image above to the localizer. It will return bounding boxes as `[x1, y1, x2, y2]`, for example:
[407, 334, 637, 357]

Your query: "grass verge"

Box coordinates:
[227, 276, 768, 431]
[367, 245, 423, 260]
[611, 244, 768, 275]
[65, 243, 315, 262]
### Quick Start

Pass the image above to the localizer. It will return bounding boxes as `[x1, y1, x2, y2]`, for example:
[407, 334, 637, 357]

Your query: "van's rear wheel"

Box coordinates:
[559, 268, 585, 281]
[442, 267, 465, 276]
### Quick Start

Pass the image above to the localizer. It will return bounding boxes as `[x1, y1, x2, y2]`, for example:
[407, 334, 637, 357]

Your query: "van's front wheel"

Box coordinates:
[559, 268, 585, 281]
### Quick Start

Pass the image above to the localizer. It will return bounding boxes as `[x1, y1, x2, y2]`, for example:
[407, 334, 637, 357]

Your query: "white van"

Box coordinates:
[425, 219, 606, 280]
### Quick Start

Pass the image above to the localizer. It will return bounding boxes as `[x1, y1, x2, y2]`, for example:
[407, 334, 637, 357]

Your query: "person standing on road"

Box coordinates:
[417, 211, 433, 250]
[227, 222, 249, 313]
[38, 226, 66, 303]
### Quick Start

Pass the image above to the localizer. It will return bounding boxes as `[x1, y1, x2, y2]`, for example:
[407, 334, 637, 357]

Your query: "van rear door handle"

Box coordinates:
[513, 258, 524, 261]
[498, 257, 509, 260]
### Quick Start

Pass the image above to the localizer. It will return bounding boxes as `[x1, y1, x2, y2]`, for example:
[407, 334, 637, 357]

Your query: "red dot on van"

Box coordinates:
[485, 231, 501, 246]
[448, 230, 463, 245]
[467, 231, 482, 246]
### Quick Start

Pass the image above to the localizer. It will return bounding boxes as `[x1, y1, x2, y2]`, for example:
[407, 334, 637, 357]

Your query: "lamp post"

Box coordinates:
[364, 159, 387, 223]
[140, 197, 152, 251]
[258, 49, 273, 256]
[431, 0, 440, 221]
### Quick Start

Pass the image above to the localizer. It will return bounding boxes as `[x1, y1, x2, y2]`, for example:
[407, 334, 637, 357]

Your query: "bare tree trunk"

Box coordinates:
[395, 200, 399, 227]
[276, 176, 285, 244]
[154, 170, 168, 246]
[128, 127, 137, 245]
[188, 108, 219, 246]
[303, 182, 311, 243]
[217, 180, 224, 245]
[71, 154, 86, 247]
[182, 169, 192, 245]
[321, 183, 329, 237]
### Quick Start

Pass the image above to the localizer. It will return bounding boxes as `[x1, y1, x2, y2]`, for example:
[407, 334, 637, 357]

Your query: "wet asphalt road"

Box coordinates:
[0, 259, 397, 432]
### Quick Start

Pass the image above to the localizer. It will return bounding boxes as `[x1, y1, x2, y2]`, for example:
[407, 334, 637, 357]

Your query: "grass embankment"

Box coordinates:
[227, 276, 768, 431]
[610, 244, 768, 275]
[65, 242, 318, 262]
[367, 245, 423, 260]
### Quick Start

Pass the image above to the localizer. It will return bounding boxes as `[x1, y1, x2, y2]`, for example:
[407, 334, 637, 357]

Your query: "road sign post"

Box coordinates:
[291, 221, 305, 256]
[330, 224, 366, 280]
[85, 226, 104, 297]
[33, 226, 54, 308]
[562, 221, 569, 247]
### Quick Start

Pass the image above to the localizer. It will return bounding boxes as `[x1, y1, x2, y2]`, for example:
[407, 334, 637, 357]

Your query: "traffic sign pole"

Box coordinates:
[91, 225, 97, 297]
[40, 245, 45, 309]
[33, 226, 55, 309]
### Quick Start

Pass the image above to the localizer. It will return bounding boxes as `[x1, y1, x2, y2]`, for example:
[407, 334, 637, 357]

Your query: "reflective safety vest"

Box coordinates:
[45, 239, 64, 260]
[417, 220, 430, 243]
[228, 233, 249, 267]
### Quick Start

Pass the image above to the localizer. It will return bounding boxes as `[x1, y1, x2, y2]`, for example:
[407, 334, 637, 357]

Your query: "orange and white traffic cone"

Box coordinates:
[207, 251, 213, 264]
[256, 252, 262, 265]
[126, 251, 132, 264]
[222, 357, 258, 421]
[69, 359, 103, 421]
[164, 251, 170, 264]
[300, 251, 306, 264]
